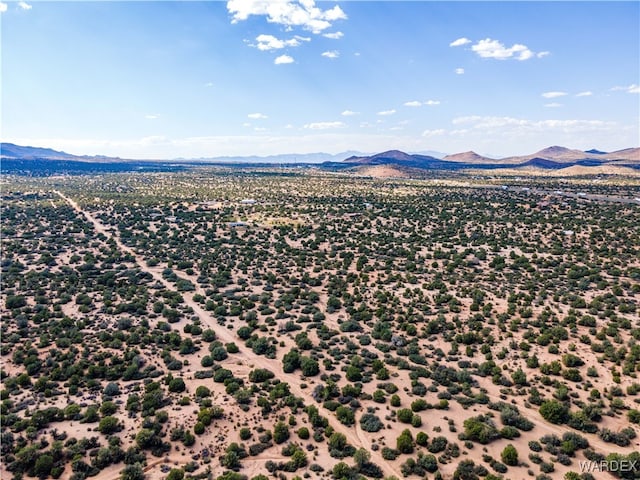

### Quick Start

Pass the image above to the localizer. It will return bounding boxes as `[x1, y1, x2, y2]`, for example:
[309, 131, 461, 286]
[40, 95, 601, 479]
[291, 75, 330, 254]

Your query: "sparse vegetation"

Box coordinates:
[2, 171, 639, 480]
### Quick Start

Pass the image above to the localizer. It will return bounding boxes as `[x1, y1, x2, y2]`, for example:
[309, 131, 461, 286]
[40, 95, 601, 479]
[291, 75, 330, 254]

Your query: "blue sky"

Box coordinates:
[2, 1, 639, 159]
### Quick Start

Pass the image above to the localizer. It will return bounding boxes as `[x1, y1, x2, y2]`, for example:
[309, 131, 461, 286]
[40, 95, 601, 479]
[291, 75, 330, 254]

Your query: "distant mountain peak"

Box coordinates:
[443, 151, 489, 163]
[343, 150, 441, 165]
[535, 145, 574, 155]
[371, 150, 416, 161]
[585, 148, 607, 155]
[1, 142, 75, 159]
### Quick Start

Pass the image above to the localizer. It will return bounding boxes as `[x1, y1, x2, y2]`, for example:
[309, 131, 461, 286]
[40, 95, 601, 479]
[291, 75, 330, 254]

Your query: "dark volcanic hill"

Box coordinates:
[344, 150, 424, 164]
[342, 150, 460, 169]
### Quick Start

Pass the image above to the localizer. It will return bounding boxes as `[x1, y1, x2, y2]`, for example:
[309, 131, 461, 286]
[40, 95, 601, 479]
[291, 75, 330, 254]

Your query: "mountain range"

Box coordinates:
[0, 143, 122, 162]
[1, 143, 638, 172]
[342, 146, 639, 170]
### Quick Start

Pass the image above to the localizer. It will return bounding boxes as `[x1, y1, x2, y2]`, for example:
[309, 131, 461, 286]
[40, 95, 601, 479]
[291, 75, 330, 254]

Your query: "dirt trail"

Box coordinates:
[54, 190, 403, 479]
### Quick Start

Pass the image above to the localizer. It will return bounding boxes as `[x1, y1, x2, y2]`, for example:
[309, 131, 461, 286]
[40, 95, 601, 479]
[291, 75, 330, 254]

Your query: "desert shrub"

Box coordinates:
[360, 413, 384, 432]
[300, 356, 319, 376]
[168, 378, 186, 393]
[462, 415, 500, 444]
[336, 406, 355, 426]
[381, 448, 399, 461]
[500, 426, 521, 439]
[397, 408, 413, 423]
[453, 460, 482, 480]
[401, 453, 438, 476]
[427, 436, 448, 454]
[213, 368, 233, 383]
[98, 416, 121, 435]
[273, 422, 290, 444]
[411, 399, 428, 412]
[599, 428, 635, 447]
[501, 444, 519, 466]
[195, 386, 211, 398]
[249, 369, 274, 383]
[628, 410, 640, 424]
[539, 400, 569, 424]
[604, 452, 640, 479]
[396, 429, 414, 454]
[497, 403, 534, 431]
[408, 430, 426, 447]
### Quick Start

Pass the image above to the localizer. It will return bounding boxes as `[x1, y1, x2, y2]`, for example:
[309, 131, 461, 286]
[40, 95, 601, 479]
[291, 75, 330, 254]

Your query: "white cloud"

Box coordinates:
[542, 91, 567, 99]
[377, 109, 396, 116]
[204, 82, 214, 88]
[454, 116, 519, 127]
[254, 127, 268, 132]
[544, 103, 563, 108]
[455, 68, 465, 75]
[248, 113, 268, 119]
[323, 31, 343, 40]
[242, 122, 251, 127]
[471, 38, 541, 61]
[18, 1, 32, 10]
[450, 37, 471, 47]
[424, 100, 440, 106]
[612, 84, 640, 94]
[422, 129, 446, 137]
[537, 51, 550, 58]
[0, 3, 7, 13]
[274, 55, 294, 65]
[442, 115, 636, 156]
[140, 135, 168, 146]
[576, 91, 593, 97]
[452, 115, 616, 133]
[341, 110, 359, 116]
[145, 114, 160, 120]
[404, 100, 422, 107]
[227, 0, 347, 34]
[303, 121, 346, 130]
[253, 34, 308, 51]
[321, 50, 339, 59]
[449, 129, 469, 136]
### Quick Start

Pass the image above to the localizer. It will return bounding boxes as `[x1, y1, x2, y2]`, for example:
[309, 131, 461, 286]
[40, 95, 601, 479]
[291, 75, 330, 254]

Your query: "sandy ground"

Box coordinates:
[2, 182, 636, 480]
[52, 190, 405, 480]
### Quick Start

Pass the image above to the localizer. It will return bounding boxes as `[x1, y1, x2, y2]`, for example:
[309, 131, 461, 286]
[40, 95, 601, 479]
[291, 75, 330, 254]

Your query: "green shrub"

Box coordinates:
[501, 444, 518, 466]
[539, 400, 569, 424]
